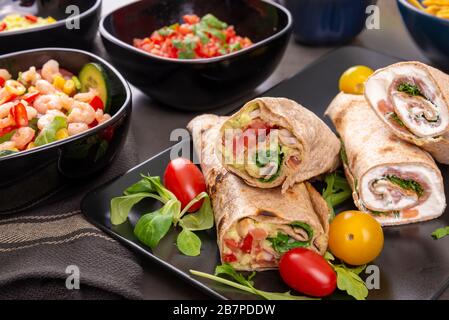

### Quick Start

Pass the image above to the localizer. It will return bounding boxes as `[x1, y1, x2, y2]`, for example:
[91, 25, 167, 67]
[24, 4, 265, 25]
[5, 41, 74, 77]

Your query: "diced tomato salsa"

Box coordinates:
[133, 14, 253, 59]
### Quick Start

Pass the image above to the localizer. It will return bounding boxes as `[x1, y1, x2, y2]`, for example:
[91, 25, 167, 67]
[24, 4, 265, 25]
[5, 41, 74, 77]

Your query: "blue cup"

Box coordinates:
[283, 0, 377, 46]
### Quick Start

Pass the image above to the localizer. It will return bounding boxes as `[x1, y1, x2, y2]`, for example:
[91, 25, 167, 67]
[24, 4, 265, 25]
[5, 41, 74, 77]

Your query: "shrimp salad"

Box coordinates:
[0, 60, 112, 157]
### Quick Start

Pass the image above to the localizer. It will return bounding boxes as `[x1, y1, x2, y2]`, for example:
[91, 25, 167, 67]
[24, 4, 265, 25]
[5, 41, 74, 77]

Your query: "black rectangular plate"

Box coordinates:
[81, 46, 449, 300]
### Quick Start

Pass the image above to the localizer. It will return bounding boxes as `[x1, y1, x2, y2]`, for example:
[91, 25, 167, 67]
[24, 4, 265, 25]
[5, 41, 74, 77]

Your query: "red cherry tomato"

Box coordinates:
[163, 158, 206, 212]
[279, 248, 337, 297]
[0, 76, 5, 87]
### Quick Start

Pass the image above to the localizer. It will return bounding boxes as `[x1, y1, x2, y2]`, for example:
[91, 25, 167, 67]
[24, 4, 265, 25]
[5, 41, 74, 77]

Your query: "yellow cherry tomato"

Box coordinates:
[329, 210, 384, 265]
[339, 65, 374, 95]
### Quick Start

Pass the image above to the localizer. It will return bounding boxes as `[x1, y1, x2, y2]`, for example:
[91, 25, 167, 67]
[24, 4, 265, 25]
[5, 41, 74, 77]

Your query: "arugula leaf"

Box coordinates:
[334, 266, 368, 300]
[34, 116, 67, 147]
[177, 228, 202, 256]
[322, 172, 352, 220]
[325, 252, 368, 300]
[179, 195, 214, 231]
[268, 221, 314, 253]
[397, 83, 425, 97]
[0, 129, 16, 144]
[190, 264, 316, 300]
[201, 14, 228, 30]
[134, 199, 179, 249]
[385, 175, 424, 197]
[432, 226, 449, 239]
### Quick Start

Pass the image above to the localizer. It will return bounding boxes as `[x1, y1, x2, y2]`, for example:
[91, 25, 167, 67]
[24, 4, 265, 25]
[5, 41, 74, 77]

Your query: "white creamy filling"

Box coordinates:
[365, 65, 449, 137]
[360, 165, 445, 219]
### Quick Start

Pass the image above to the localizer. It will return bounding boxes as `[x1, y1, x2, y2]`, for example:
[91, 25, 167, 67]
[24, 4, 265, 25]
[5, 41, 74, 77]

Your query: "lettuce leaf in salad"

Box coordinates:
[34, 116, 67, 147]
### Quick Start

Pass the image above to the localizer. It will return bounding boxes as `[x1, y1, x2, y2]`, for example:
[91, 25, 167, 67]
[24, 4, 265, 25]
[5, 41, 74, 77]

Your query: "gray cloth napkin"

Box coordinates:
[0, 135, 143, 300]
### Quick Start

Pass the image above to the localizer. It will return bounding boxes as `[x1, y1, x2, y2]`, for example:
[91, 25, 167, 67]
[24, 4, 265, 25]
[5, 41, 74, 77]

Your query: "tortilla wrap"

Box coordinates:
[326, 92, 446, 226]
[188, 114, 329, 271]
[365, 61, 449, 164]
[218, 97, 340, 192]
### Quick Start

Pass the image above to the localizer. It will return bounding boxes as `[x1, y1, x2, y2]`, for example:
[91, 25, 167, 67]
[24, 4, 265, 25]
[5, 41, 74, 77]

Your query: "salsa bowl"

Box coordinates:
[100, 0, 292, 110]
[0, 48, 132, 214]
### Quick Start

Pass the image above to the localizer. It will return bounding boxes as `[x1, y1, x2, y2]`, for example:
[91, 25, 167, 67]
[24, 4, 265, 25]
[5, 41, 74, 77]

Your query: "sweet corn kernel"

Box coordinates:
[63, 79, 76, 96]
[56, 128, 69, 140]
[53, 75, 66, 91]
[26, 142, 35, 150]
[47, 17, 57, 23]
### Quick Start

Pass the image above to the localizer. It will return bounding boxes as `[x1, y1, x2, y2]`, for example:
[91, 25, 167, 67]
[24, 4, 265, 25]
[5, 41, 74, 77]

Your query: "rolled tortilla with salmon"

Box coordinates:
[188, 114, 329, 271]
[218, 97, 340, 192]
[326, 93, 446, 226]
[365, 61, 449, 164]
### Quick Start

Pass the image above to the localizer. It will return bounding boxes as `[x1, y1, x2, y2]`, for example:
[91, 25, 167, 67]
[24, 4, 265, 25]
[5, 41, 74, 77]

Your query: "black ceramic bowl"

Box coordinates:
[100, 0, 292, 110]
[0, 48, 132, 214]
[0, 0, 101, 54]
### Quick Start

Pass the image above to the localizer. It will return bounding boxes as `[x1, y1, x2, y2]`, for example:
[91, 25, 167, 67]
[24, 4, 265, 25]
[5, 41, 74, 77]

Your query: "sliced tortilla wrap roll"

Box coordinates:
[365, 61, 449, 164]
[188, 114, 329, 271]
[218, 97, 340, 192]
[326, 93, 446, 226]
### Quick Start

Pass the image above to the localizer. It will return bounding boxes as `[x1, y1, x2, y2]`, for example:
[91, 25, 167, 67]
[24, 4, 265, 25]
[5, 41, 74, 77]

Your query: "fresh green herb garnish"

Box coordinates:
[387, 112, 405, 127]
[267, 222, 313, 253]
[110, 174, 214, 256]
[190, 264, 316, 300]
[322, 172, 352, 220]
[397, 83, 425, 98]
[201, 14, 228, 30]
[431, 226, 449, 240]
[385, 175, 424, 197]
[325, 252, 368, 300]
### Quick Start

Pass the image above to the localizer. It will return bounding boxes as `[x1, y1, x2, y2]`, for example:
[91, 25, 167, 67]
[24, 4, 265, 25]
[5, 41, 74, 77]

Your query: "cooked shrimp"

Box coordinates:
[37, 110, 66, 130]
[20, 66, 42, 85]
[58, 93, 74, 111]
[33, 94, 63, 114]
[0, 69, 12, 81]
[0, 102, 14, 118]
[68, 123, 89, 136]
[0, 141, 16, 151]
[41, 59, 61, 82]
[25, 106, 38, 120]
[0, 115, 14, 129]
[95, 109, 112, 124]
[35, 79, 56, 94]
[11, 127, 35, 150]
[68, 101, 96, 125]
[74, 89, 98, 103]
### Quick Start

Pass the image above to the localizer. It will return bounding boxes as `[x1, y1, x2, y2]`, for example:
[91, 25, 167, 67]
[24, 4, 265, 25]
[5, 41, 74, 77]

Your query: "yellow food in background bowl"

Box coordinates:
[0, 14, 56, 32]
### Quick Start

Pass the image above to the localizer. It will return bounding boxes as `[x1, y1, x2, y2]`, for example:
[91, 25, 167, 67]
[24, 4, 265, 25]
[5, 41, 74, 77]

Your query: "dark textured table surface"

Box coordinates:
[97, 0, 447, 299]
